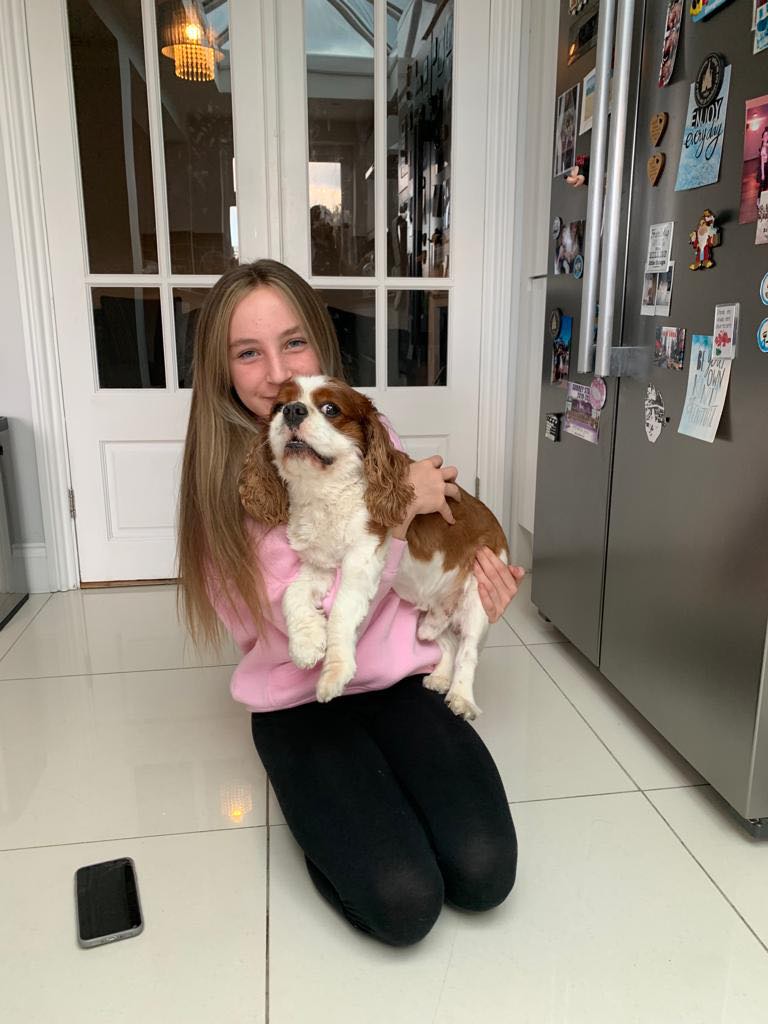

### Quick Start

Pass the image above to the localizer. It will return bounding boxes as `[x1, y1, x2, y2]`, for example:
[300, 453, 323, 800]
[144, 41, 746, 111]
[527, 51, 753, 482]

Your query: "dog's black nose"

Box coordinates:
[283, 402, 308, 429]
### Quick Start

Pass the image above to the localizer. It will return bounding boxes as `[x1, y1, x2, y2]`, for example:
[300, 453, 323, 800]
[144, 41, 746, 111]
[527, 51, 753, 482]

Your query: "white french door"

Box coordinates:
[27, 0, 489, 583]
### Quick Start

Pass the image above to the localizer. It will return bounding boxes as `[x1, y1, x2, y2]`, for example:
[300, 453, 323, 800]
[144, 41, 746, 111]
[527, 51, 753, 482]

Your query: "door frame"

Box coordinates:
[1, 0, 525, 591]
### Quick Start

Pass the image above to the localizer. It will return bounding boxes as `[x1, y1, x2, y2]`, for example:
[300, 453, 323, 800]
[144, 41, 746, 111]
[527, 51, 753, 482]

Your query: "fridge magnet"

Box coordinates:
[675, 64, 731, 191]
[641, 272, 658, 316]
[650, 112, 670, 146]
[689, 210, 720, 269]
[655, 263, 675, 317]
[757, 318, 768, 352]
[590, 376, 607, 410]
[564, 381, 600, 444]
[551, 314, 573, 387]
[549, 307, 563, 338]
[713, 303, 739, 359]
[645, 221, 675, 274]
[565, 154, 590, 187]
[644, 384, 666, 444]
[738, 96, 768, 225]
[580, 68, 596, 134]
[568, 0, 589, 14]
[678, 334, 731, 443]
[552, 216, 563, 239]
[554, 220, 585, 275]
[694, 53, 725, 109]
[757, 192, 768, 243]
[544, 413, 562, 442]
[755, 3, 768, 53]
[659, 1, 684, 87]
[655, 326, 687, 369]
[573, 254, 584, 279]
[553, 84, 580, 178]
[690, 0, 735, 23]
[647, 152, 667, 186]
[760, 270, 768, 304]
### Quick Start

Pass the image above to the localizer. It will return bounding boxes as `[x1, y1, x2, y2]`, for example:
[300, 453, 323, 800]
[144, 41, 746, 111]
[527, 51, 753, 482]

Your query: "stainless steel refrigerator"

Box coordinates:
[532, 0, 768, 835]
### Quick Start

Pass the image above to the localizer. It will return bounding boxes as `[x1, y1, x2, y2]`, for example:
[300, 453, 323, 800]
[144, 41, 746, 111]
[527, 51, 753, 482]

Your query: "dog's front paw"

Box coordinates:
[423, 671, 451, 694]
[445, 691, 481, 721]
[316, 655, 356, 703]
[289, 618, 327, 669]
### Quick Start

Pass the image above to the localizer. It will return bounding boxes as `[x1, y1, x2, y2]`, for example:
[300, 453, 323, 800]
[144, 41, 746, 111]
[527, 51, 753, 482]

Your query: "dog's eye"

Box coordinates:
[320, 402, 340, 418]
[271, 402, 284, 416]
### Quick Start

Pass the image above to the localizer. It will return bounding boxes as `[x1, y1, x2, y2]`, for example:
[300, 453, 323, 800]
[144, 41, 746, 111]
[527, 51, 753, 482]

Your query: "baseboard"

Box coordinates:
[12, 542, 51, 593]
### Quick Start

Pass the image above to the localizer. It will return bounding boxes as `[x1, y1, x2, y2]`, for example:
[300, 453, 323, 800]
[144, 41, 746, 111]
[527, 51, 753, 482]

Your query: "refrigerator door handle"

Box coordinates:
[594, 0, 637, 378]
[576, 0, 618, 375]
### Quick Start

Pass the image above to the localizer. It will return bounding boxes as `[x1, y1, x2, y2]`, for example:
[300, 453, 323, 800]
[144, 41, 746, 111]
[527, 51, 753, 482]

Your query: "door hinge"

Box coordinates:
[68, 488, 76, 519]
[474, 476, 480, 498]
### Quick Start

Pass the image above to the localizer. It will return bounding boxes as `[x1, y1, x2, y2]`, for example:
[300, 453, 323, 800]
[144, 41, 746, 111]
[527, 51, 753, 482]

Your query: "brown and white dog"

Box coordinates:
[239, 375, 508, 720]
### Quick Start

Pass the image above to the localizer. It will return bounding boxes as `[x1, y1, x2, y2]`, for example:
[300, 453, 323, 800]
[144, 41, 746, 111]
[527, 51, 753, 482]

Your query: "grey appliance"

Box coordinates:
[532, 0, 768, 835]
[0, 417, 29, 629]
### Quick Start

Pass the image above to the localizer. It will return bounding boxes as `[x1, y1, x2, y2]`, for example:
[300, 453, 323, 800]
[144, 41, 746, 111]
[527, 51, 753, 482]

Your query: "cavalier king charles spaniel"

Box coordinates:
[239, 375, 508, 720]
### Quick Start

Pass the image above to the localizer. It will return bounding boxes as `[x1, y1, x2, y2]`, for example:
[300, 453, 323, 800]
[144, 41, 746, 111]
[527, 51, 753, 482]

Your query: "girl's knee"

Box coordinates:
[361, 862, 445, 947]
[442, 830, 518, 913]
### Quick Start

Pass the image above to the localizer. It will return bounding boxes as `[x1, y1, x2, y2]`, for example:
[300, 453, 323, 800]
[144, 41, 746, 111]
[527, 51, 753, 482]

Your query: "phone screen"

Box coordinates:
[75, 858, 142, 943]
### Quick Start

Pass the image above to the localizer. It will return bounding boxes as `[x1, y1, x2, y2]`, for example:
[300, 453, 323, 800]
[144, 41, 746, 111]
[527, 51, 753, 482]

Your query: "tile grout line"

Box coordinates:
[0, 660, 240, 685]
[639, 790, 768, 958]
[0, 822, 268, 855]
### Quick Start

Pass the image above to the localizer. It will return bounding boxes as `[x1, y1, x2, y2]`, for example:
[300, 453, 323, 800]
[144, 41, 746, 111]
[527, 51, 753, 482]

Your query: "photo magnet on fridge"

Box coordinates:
[757, 192, 768, 244]
[758, 318, 768, 352]
[689, 210, 720, 269]
[760, 270, 768, 305]
[655, 327, 687, 370]
[738, 96, 768, 225]
[713, 303, 739, 359]
[659, 1, 684, 87]
[689, 0, 735, 22]
[554, 221, 585, 275]
[755, 3, 768, 53]
[644, 384, 666, 444]
[675, 63, 731, 191]
[553, 84, 580, 178]
[564, 382, 600, 444]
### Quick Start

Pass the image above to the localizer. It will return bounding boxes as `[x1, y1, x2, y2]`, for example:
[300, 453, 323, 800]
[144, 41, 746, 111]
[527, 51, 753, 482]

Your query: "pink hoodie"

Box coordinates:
[213, 423, 439, 712]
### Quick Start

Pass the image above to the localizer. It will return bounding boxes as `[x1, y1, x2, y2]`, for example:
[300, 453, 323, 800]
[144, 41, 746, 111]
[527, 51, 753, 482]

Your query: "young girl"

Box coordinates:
[178, 259, 526, 947]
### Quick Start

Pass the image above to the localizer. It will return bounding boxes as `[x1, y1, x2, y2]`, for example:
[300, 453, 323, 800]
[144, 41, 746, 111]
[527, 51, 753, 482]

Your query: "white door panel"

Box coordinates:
[29, 0, 489, 581]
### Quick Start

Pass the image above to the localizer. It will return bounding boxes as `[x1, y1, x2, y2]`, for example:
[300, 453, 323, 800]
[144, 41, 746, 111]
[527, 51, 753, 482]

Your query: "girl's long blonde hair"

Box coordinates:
[177, 259, 343, 649]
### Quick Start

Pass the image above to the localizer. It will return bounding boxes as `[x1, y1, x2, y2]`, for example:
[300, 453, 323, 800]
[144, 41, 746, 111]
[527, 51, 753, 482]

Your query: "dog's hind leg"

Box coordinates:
[445, 577, 490, 721]
[423, 628, 458, 694]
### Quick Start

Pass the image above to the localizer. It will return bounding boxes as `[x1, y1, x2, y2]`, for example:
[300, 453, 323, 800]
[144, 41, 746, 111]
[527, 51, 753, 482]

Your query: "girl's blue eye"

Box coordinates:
[287, 338, 306, 348]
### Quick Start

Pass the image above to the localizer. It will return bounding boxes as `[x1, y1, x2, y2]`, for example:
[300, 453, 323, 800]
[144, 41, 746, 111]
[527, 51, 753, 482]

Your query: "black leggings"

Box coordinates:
[250, 674, 517, 947]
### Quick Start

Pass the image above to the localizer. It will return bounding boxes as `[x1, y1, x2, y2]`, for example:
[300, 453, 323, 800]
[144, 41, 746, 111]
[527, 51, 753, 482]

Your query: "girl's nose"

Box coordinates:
[265, 354, 291, 385]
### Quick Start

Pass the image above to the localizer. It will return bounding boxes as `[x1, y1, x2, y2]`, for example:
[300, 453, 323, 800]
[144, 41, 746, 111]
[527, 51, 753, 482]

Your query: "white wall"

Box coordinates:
[0, 115, 46, 579]
[507, 0, 559, 568]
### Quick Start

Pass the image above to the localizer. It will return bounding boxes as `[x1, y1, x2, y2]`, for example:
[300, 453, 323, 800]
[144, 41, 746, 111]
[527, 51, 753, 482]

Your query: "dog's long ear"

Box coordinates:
[362, 410, 415, 528]
[239, 435, 289, 527]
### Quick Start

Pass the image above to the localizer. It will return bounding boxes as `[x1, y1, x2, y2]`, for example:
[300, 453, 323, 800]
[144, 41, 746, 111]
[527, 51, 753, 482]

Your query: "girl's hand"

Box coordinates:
[392, 456, 460, 537]
[473, 548, 526, 624]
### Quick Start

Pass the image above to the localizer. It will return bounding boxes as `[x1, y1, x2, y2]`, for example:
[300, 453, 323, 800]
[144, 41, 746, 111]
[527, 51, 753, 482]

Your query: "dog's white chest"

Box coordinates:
[286, 485, 369, 570]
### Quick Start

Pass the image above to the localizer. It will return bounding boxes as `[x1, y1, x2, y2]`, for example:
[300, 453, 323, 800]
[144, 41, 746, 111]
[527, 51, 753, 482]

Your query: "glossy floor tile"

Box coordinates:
[647, 785, 768, 948]
[268, 793, 768, 1023]
[530, 641, 705, 790]
[0, 586, 239, 680]
[0, 828, 267, 1024]
[0, 665, 267, 850]
[0, 593, 50, 661]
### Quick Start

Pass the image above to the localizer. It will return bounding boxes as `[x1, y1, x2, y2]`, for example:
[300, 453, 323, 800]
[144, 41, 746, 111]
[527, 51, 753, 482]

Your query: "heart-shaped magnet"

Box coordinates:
[649, 112, 669, 147]
[647, 152, 666, 186]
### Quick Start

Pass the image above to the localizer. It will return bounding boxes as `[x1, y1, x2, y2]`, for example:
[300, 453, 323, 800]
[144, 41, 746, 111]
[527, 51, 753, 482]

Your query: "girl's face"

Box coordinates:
[228, 285, 322, 419]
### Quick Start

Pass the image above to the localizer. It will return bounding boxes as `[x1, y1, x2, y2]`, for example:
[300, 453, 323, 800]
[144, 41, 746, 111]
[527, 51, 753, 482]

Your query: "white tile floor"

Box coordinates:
[1, 576, 767, 1023]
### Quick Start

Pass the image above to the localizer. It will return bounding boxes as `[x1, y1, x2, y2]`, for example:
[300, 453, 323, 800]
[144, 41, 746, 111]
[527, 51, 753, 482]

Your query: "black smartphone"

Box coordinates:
[75, 857, 144, 949]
